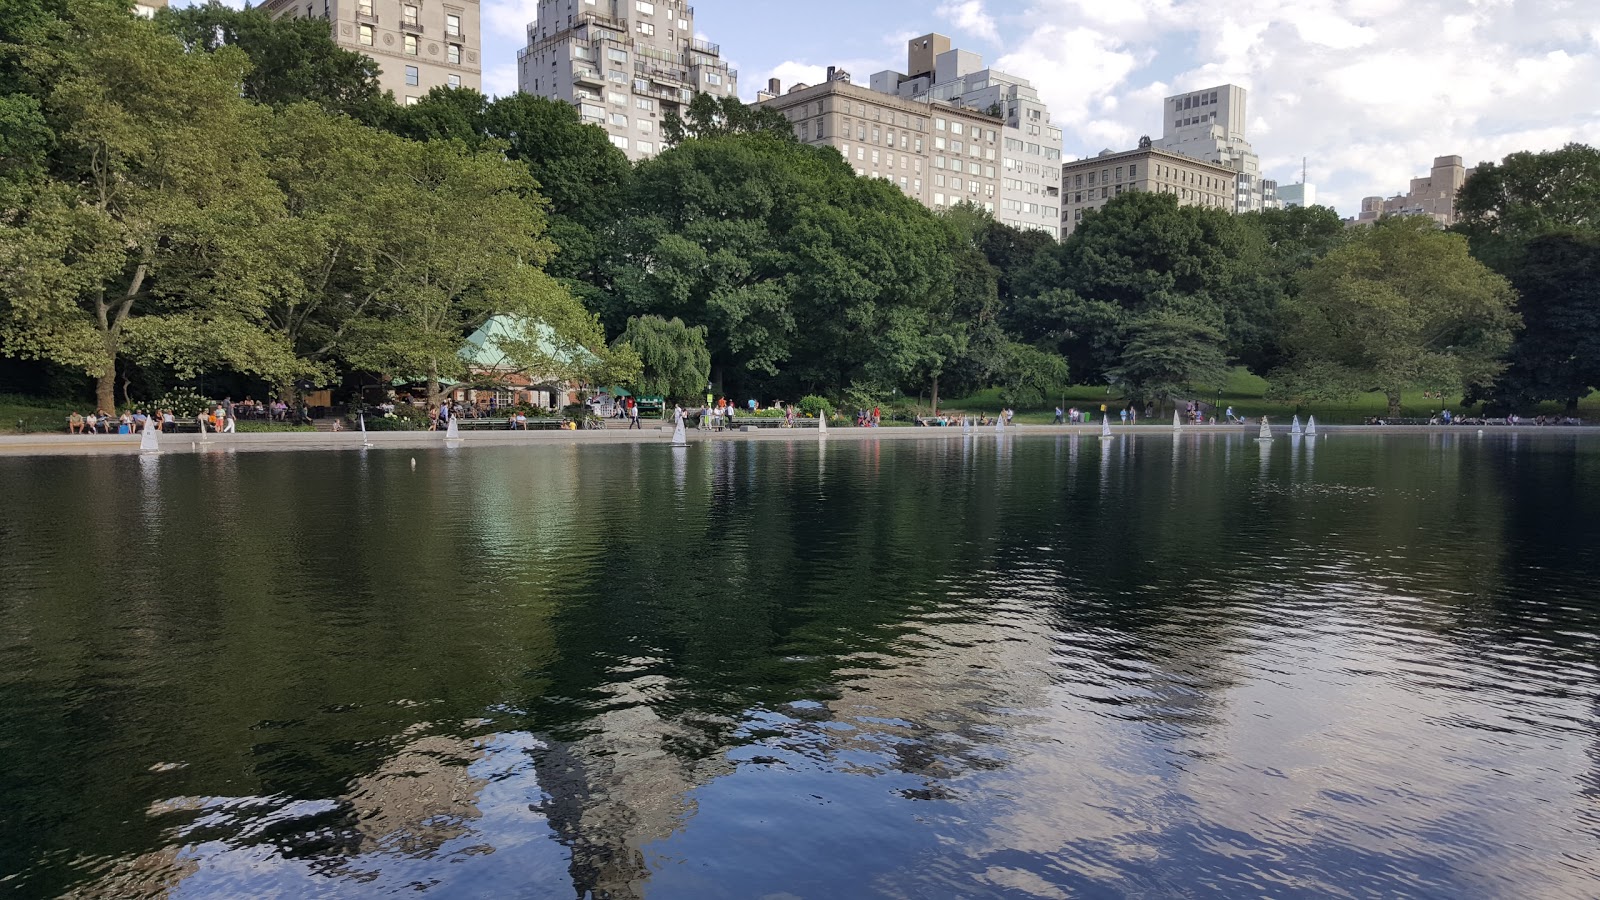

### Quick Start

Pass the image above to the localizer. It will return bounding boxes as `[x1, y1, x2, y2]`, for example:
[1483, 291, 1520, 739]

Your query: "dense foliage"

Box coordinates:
[1, 1, 1594, 415]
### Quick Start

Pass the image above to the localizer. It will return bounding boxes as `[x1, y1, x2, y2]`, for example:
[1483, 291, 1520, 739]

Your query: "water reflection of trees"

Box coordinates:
[3, 435, 1597, 897]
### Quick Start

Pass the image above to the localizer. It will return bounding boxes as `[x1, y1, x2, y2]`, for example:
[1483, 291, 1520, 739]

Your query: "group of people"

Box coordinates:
[67, 402, 249, 435]
[68, 409, 170, 435]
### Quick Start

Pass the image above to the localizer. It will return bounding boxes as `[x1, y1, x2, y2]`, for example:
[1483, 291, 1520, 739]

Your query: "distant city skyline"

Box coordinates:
[194, 0, 1600, 217]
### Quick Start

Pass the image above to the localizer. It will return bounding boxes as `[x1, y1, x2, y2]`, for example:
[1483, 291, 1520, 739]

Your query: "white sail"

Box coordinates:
[1101, 414, 1112, 438]
[995, 413, 1005, 433]
[818, 412, 828, 437]
[1173, 410, 1182, 431]
[1306, 416, 1318, 436]
[445, 415, 460, 440]
[962, 416, 971, 435]
[1291, 415, 1303, 436]
[139, 418, 159, 453]
[1258, 419, 1273, 441]
[671, 418, 687, 446]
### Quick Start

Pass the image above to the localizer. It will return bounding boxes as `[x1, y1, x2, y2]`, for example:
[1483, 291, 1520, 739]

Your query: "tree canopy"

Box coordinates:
[1271, 217, 1520, 415]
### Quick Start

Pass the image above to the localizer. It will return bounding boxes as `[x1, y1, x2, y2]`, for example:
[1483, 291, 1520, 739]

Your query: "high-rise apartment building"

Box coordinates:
[135, 0, 166, 18]
[1060, 138, 1239, 237]
[1348, 155, 1473, 227]
[259, 0, 481, 102]
[517, 0, 737, 161]
[1154, 84, 1263, 213]
[870, 34, 1063, 238]
[758, 72, 1005, 214]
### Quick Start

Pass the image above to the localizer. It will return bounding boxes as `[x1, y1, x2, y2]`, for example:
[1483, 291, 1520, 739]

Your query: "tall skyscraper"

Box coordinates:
[259, 0, 481, 103]
[517, 0, 738, 162]
[1154, 84, 1263, 213]
[870, 34, 1063, 237]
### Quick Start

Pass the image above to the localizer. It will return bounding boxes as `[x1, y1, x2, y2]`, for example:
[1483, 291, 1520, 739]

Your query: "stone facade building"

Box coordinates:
[1348, 155, 1473, 227]
[869, 34, 1062, 238]
[1060, 138, 1239, 236]
[758, 73, 1004, 214]
[517, 0, 737, 161]
[259, 0, 481, 102]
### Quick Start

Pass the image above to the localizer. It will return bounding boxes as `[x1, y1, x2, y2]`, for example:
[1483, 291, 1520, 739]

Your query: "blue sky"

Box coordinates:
[205, 0, 1591, 216]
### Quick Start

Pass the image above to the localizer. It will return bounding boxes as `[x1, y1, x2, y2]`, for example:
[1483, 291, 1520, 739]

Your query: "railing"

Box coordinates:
[400, 20, 423, 33]
[690, 37, 719, 55]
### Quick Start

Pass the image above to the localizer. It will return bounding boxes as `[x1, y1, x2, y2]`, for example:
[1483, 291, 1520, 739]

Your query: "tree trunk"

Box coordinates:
[1567, 396, 1580, 416]
[427, 358, 442, 408]
[930, 375, 940, 416]
[1386, 390, 1402, 417]
[95, 368, 116, 414]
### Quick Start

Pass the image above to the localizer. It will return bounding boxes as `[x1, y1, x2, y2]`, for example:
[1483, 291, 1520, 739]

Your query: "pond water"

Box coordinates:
[2, 433, 1599, 899]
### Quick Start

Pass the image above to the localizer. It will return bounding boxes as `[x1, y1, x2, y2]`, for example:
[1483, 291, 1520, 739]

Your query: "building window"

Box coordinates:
[638, 119, 653, 134]
[636, 0, 654, 13]
[935, 117, 946, 131]
[447, 43, 461, 64]
[637, 140, 655, 155]
[404, 34, 418, 55]
[638, 21, 654, 36]
[405, 65, 419, 86]
[358, 23, 373, 45]
[358, 0, 373, 15]
[636, 97, 654, 111]
[405, 95, 419, 106]
[610, 134, 629, 150]
[448, 74, 461, 88]
[608, 48, 627, 63]
[705, 72, 722, 86]
[611, 113, 627, 127]
[1129, 164, 1137, 178]
[403, 4, 418, 26]
[446, 14, 461, 36]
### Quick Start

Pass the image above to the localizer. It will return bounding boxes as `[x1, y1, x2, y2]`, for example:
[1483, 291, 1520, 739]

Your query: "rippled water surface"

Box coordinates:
[3, 432, 1599, 899]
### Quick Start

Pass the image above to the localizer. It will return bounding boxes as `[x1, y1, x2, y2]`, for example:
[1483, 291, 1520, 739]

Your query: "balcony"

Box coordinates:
[690, 38, 719, 55]
[400, 20, 423, 33]
[355, 8, 376, 22]
[573, 67, 604, 86]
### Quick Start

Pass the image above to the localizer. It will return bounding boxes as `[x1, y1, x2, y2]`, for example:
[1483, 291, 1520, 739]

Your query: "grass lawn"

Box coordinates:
[941, 370, 1599, 425]
[0, 395, 80, 434]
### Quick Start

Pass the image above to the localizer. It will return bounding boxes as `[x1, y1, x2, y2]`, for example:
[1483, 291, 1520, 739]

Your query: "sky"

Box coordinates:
[185, 0, 1598, 217]
[466, 0, 1600, 216]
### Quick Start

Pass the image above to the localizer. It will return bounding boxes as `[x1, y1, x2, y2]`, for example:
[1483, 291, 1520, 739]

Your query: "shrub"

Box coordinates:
[797, 395, 834, 417]
[150, 388, 214, 418]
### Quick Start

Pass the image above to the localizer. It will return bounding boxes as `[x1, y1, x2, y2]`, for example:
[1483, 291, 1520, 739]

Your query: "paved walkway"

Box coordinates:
[0, 423, 1590, 458]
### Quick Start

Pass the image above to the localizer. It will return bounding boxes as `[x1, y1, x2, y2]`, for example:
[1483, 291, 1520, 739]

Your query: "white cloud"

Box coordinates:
[481, 0, 538, 39]
[939, 1, 1002, 44]
[482, 62, 519, 99]
[1002, 0, 1600, 213]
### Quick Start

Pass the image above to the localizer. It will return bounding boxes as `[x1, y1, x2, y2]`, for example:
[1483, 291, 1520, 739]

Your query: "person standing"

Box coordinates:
[1120, 407, 1128, 425]
[628, 399, 641, 429]
[1053, 406, 1064, 425]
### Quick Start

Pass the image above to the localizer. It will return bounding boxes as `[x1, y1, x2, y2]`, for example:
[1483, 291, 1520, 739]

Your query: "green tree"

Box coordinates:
[608, 134, 953, 400]
[1455, 143, 1600, 274]
[1018, 191, 1275, 385]
[336, 139, 601, 403]
[1475, 230, 1600, 412]
[1271, 217, 1520, 415]
[661, 93, 796, 148]
[614, 315, 710, 401]
[155, 1, 387, 119]
[1454, 144, 1600, 411]
[1107, 310, 1229, 407]
[0, 0, 300, 411]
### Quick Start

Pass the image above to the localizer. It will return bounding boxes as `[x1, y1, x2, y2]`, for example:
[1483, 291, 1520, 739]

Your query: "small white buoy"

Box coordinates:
[1478, 430, 1484, 437]
[410, 457, 417, 469]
